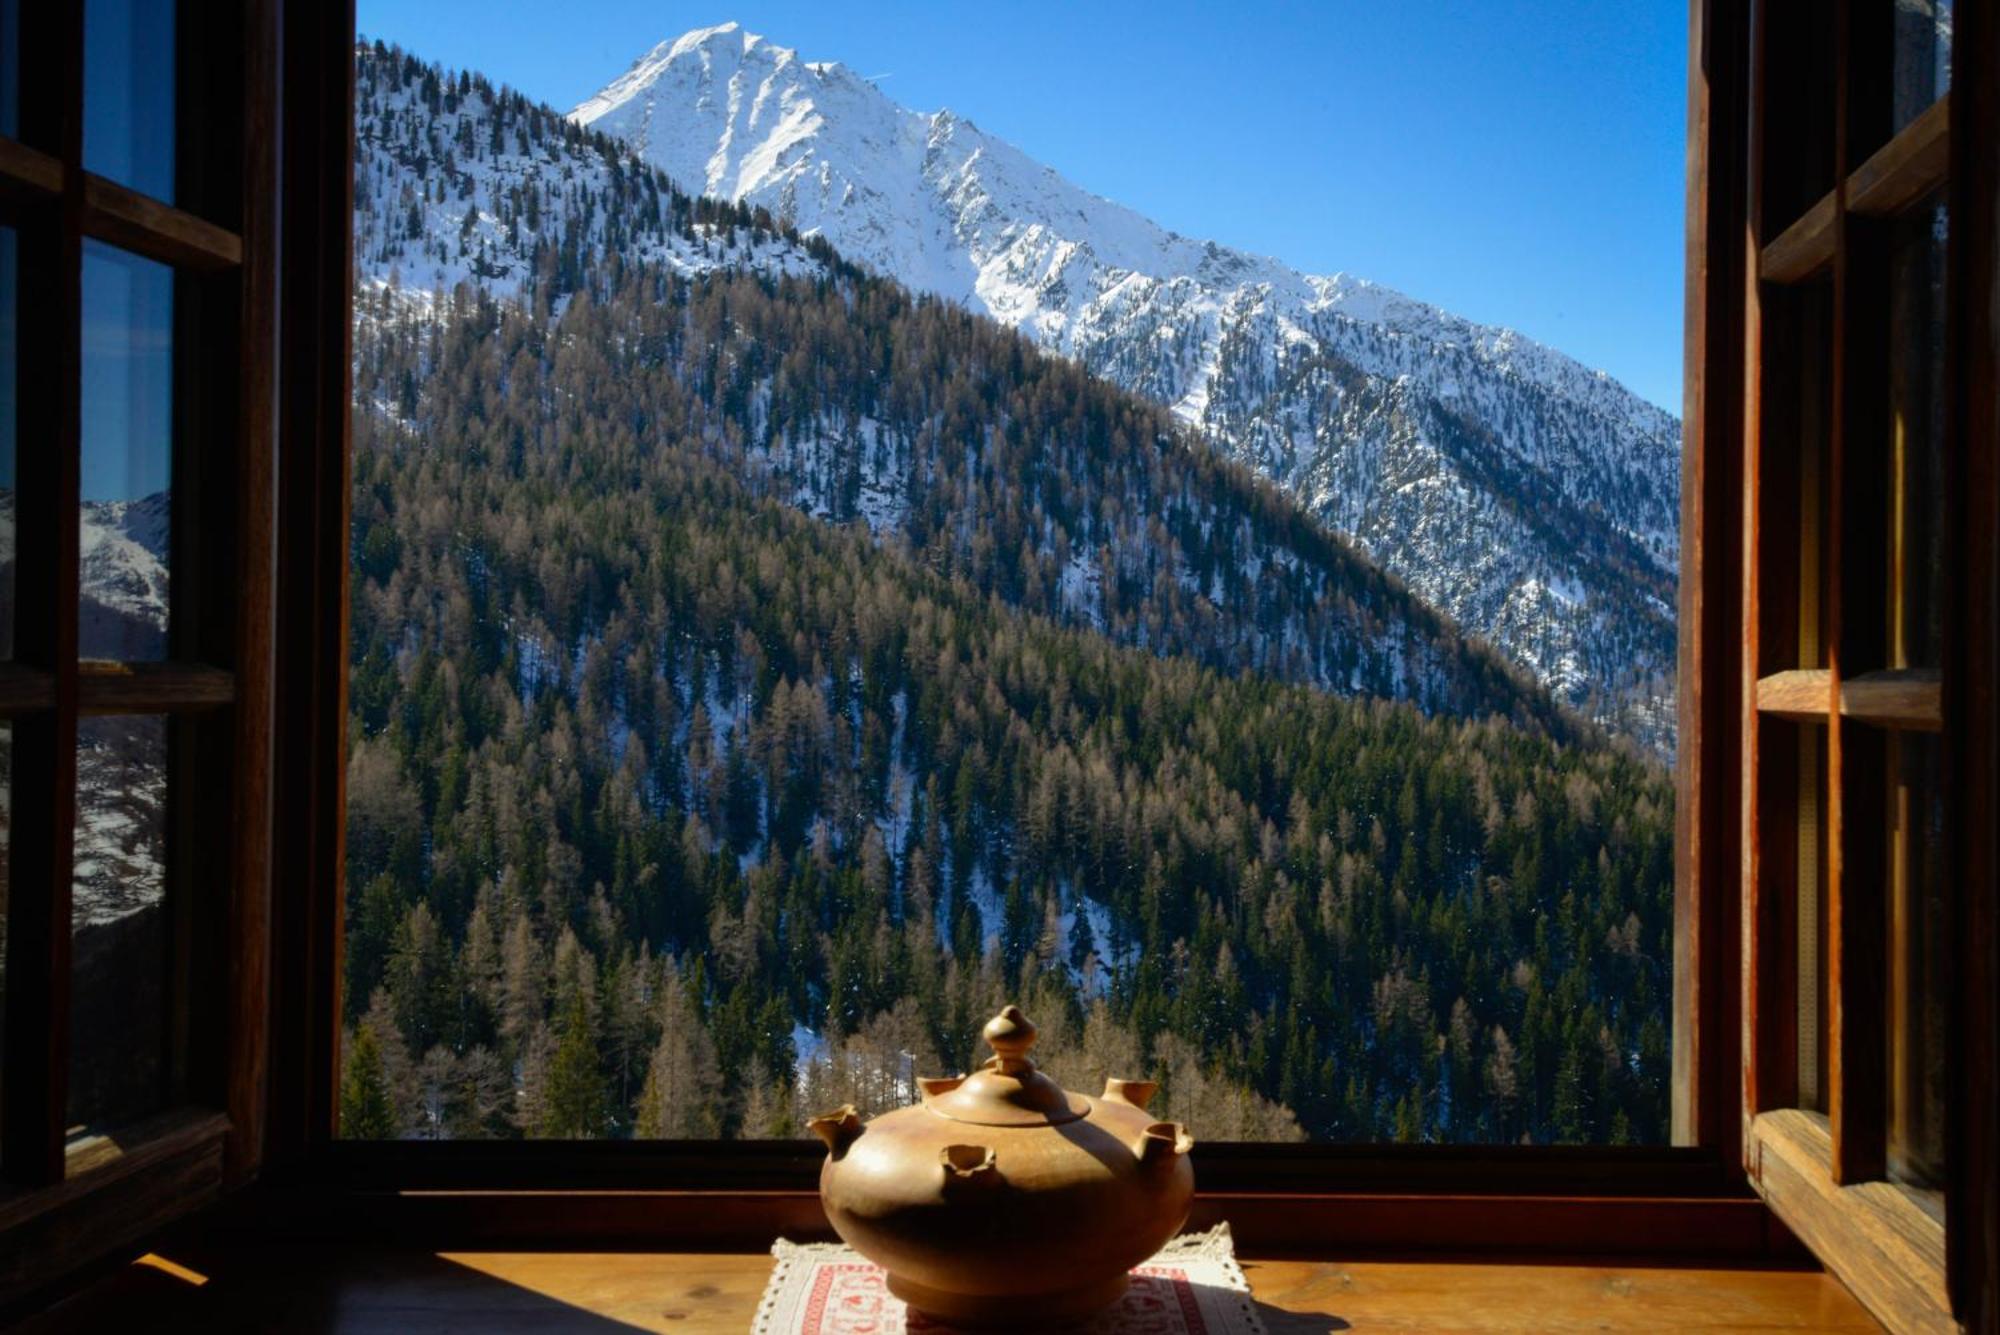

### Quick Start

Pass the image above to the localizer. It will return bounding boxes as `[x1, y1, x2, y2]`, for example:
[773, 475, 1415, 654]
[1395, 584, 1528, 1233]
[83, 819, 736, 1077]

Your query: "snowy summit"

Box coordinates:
[571, 24, 1684, 750]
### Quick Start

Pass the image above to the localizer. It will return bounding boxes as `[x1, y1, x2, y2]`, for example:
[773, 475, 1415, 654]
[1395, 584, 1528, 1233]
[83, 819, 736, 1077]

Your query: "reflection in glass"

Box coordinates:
[0, 722, 10, 1157]
[68, 714, 169, 1146]
[0, 225, 14, 660]
[1884, 197, 1949, 1201]
[1892, 0, 1952, 133]
[1887, 732, 1946, 1194]
[1888, 199, 1947, 670]
[1795, 722, 1827, 1113]
[0, 0, 19, 142]
[83, 0, 175, 202]
[80, 240, 172, 662]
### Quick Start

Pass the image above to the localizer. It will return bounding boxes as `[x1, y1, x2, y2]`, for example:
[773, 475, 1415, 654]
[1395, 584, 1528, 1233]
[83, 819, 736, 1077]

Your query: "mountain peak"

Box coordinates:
[566, 30, 1682, 749]
[572, 23, 811, 125]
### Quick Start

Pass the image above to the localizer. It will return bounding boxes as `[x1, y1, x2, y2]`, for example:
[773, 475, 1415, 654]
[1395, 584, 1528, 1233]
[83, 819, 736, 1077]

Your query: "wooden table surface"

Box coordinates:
[20, 1247, 1881, 1333]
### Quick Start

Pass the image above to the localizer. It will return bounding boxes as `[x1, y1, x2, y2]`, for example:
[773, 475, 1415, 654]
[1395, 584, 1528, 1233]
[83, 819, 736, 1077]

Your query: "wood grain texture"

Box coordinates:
[1751, 1109, 1949, 1334]
[1847, 97, 1950, 220]
[1739, 0, 1775, 1157]
[1674, 0, 1749, 1158]
[1760, 192, 1837, 284]
[15, 1246, 1882, 1334]
[262, 0, 358, 1171]
[0, 1111, 228, 1310]
[0, 135, 62, 199]
[1822, 8, 1875, 1185]
[74, 662, 235, 713]
[1753, 669, 1942, 729]
[0, 662, 58, 713]
[1839, 671, 1942, 730]
[223, 0, 283, 1190]
[79, 173, 242, 271]
[1755, 669, 1835, 722]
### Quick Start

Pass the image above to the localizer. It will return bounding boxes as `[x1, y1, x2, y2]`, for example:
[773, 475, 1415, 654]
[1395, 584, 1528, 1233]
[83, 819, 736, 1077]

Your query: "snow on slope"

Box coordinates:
[573, 24, 1682, 751]
[350, 42, 1575, 737]
[0, 488, 178, 926]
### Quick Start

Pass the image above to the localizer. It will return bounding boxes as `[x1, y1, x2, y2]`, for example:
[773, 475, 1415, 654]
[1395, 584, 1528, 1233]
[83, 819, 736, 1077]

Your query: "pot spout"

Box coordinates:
[939, 1143, 1001, 1193]
[1137, 1120, 1194, 1169]
[1103, 1077, 1159, 1110]
[808, 1104, 864, 1159]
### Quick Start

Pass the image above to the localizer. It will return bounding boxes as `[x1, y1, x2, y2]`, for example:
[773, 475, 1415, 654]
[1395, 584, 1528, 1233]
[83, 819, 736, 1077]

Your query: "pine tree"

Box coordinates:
[540, 994, 609, 1138]
[339, 1024, 397, 1140]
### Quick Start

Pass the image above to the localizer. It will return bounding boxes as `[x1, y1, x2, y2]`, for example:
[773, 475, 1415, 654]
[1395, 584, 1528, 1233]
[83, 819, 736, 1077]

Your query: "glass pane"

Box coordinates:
[0, 225, 14, 660]
[1886, 731, 1946, 1196]
[0, 721, 10, 1158]
[341, 38, 1683, 1149]
[1892, 0, 1952, 134]
[68, 714, 169, 1147]
[1795, 722, 1828, 1113]
[82, 0, 175, 202]
[0, 0, 18, 142]
[80, 240, 172, 662]
[1888, 197, 1947, 669]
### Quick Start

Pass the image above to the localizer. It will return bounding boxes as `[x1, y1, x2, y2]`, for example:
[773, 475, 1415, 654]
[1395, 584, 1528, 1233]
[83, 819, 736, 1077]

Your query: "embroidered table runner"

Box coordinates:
[753, 1222, 1266, 1334]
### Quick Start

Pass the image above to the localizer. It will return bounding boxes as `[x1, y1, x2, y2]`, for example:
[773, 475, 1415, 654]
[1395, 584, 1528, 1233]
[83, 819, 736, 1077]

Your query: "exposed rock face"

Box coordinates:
[573, 24, 1681, 750]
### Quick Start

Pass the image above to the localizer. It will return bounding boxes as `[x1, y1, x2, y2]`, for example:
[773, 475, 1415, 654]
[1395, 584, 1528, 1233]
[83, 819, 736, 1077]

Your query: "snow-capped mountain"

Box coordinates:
[80, 490, 171, 661]
[572, 24, 1681, 750]
[0, 488, 176, 926]
[347, 43, 1581, 739]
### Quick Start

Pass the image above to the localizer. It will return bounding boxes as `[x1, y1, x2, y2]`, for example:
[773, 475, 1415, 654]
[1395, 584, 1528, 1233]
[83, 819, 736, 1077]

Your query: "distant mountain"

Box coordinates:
[571, 24, 1681, 751]
[80, 490, 171, 661]
[350, 43, 1573, 735]
[0, 490, 171, 927]
[332, 43, 1676, 1147]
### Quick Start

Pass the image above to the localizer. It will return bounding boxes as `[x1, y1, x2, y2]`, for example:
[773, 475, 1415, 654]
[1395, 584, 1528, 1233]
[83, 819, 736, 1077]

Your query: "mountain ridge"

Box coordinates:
[350, 40, 1593, 741]
[570, 23, 1681, 750]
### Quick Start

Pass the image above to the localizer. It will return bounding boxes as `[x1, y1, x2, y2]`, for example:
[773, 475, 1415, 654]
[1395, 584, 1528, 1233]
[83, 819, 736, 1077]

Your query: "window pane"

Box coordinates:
[1888, 198, 1947, 669]
[1892, 0, 1952, 135]
[1886, 731, 1945, 1195]
[82, 0, 175, 202]
[0, 224, 14, 660]
[68, 714, 169, 1148]
[1794, 722, 1828, 1113]
[80, 240, 171, 662]
[0, 721, 10, 1158]
[340, 42, 1680, 1148]
[0, 0, 18, 143]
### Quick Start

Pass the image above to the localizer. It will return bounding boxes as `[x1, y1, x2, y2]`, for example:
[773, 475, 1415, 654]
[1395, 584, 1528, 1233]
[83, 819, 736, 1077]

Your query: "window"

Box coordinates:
[334, 23, 1686, 1150]
[1725, 2, 1994, 1330]
[0, 2, 1993, 1326]
[0, 0, 278, 1279]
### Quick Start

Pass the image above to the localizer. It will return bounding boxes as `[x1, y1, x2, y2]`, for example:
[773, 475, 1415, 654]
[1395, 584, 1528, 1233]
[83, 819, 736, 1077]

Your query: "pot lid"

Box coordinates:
[922, 1006, 1090, 1127]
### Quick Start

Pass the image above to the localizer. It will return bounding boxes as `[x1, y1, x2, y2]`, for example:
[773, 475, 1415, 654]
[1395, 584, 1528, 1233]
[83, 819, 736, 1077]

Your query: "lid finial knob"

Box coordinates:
[983, 1004, 1038, 1075]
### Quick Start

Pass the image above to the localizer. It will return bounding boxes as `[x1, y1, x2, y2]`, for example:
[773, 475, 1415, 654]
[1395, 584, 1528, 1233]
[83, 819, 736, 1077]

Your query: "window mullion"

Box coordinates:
[0, 0, 81, 1190]
[1825, 1, 1892, 1190]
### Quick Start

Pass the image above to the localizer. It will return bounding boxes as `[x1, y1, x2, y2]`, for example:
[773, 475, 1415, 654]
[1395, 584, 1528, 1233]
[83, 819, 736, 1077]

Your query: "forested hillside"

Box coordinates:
[350, 42, 1561, 729]
[573, 24, 1683, 752]
[338, 43, 1674, 1146]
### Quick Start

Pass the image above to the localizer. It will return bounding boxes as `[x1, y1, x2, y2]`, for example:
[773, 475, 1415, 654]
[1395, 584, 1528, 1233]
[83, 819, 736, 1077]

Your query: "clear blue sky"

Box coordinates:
[369, 2, 1688, 414]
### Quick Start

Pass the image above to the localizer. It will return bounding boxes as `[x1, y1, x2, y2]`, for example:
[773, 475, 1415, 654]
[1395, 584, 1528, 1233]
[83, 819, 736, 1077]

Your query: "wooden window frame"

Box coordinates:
[2, 2, 1996, 1329]
[245, 0, 1783, 1265]
[0, 0, 279, 1304]
[1728, 3, 2000, 1333]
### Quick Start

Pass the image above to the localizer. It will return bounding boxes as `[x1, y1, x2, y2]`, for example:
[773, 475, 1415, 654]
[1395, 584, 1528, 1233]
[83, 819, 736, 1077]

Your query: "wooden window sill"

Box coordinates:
[1749, 1108, 1950, 1334]
[19, 1244, 1880, 1333]
[0, 1109, 230, 1305]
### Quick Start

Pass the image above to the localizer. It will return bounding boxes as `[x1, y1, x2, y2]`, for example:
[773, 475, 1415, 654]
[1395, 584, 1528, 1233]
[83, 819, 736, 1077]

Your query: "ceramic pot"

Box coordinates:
[808, 1004, 1196, 1326]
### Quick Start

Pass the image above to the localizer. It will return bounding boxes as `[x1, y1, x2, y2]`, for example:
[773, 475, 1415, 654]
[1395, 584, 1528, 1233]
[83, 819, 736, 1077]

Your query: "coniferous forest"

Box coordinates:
[338, 46, 1675, 1146]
